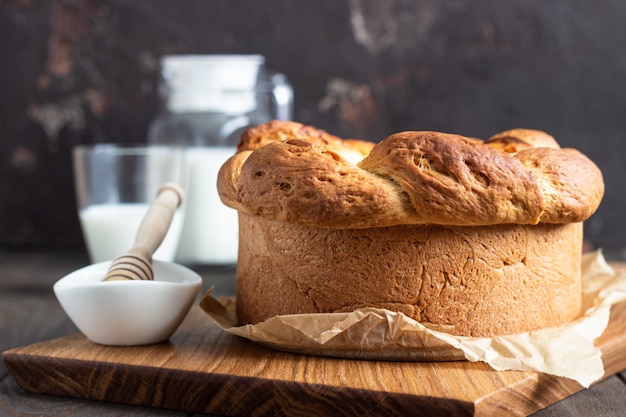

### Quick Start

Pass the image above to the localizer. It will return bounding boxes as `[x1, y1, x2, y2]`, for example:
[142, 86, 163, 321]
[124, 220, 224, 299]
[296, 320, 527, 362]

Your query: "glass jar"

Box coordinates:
[148, 55, 293, 265]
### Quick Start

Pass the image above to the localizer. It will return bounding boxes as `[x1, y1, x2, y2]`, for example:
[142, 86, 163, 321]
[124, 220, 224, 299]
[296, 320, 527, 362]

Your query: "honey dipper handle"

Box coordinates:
[103, 182, 184, 281]
[130, 182, 184, 261]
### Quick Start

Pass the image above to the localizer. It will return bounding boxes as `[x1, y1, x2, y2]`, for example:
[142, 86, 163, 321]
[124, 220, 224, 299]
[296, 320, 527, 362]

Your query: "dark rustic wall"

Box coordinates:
[1, 0, 624, 250]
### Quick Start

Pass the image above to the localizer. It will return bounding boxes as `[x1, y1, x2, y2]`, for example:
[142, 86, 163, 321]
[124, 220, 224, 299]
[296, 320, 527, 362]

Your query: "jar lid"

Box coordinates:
[160, 55, 265, 114]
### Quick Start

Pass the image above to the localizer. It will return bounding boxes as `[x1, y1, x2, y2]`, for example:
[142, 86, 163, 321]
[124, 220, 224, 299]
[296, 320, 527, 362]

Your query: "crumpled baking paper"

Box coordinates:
[199, 250, 626, 388]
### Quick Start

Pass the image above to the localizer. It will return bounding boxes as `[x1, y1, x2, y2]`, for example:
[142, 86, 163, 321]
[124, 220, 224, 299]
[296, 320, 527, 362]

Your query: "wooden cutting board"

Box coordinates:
[4, 300, 626, 417]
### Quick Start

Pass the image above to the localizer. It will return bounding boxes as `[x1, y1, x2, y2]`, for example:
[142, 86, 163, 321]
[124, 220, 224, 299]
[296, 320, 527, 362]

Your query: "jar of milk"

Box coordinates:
[148, 55, 293, 265]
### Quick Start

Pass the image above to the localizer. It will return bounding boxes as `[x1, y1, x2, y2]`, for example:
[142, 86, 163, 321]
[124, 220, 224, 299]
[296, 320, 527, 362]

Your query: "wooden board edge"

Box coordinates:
[3, 350, 479, 417]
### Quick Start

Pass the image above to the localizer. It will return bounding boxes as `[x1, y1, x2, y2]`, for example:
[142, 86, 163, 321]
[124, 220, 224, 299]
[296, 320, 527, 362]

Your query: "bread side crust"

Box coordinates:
[236, 213, 583, 337]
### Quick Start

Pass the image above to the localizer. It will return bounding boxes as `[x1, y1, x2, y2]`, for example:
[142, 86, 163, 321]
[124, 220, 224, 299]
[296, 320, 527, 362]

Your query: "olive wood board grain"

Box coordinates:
[4, 300, 626, 417]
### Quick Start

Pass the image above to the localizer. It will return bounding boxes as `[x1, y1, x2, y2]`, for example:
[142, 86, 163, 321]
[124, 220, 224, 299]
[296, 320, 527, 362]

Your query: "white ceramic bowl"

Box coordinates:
[54, 260, 202, 346]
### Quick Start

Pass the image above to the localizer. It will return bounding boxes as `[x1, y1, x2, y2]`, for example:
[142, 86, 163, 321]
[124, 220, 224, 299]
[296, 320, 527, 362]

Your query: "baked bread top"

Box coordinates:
[218, 121, 604, 228]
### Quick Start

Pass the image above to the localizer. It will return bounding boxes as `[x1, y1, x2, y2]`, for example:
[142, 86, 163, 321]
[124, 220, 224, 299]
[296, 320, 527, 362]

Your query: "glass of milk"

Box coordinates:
[72, 144, 187, 263]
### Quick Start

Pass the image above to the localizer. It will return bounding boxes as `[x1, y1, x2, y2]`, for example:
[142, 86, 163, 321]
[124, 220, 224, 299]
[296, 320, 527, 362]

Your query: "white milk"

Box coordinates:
[79, 203, 184, 263]
[175, 147, 238, 264]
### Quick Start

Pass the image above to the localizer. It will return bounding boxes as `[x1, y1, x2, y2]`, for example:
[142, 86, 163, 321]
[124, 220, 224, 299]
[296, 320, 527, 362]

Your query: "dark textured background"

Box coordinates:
[0, 0, 624, 250]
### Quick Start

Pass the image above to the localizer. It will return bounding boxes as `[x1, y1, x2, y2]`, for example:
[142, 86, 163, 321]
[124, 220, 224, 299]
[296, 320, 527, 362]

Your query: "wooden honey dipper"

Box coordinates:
[103, 182, 184, 282]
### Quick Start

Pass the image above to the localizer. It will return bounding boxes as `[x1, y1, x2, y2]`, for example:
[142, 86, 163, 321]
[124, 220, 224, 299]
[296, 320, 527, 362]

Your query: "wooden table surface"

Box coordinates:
[2, 247, 626, 416]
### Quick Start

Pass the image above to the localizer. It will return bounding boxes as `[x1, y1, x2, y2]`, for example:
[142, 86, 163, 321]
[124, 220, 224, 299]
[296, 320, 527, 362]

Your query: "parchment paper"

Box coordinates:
[199, 250, 626, 387]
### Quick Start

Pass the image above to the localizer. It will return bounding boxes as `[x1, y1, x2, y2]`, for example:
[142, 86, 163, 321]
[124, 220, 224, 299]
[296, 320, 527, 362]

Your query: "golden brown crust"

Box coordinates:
[236, 213, 583, 336]
[486, 128, 561, 153]
[238, 120, 374, 159]
[358, 131, 544, 226]
[514, 147, 605, 223]
[226, 139, 415, 228]
[216, 150, 252, 214]
[219, 121, 603, 227]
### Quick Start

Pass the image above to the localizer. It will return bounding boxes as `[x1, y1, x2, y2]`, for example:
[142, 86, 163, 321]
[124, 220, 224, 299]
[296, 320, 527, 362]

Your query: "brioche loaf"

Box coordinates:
[217, 121, 604, 337]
